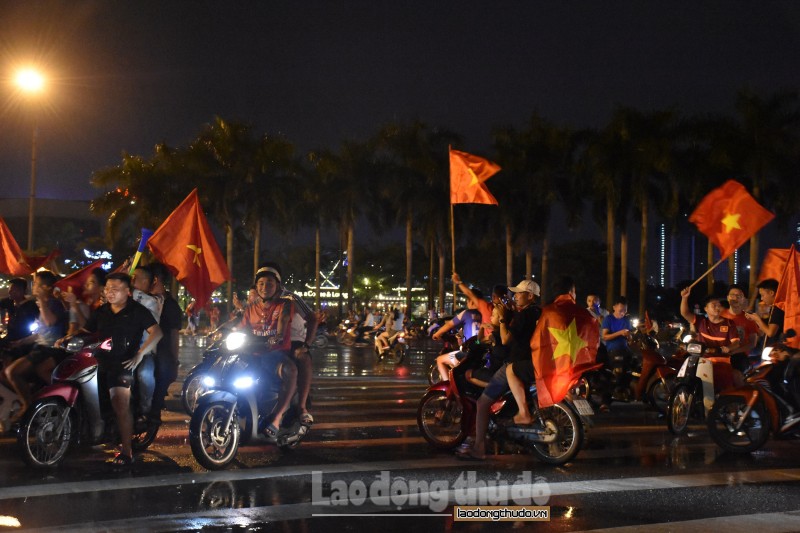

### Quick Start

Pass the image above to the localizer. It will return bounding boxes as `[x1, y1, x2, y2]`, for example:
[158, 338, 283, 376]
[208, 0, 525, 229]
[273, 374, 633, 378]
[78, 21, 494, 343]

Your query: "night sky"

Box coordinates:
[2, 1, 800, 202]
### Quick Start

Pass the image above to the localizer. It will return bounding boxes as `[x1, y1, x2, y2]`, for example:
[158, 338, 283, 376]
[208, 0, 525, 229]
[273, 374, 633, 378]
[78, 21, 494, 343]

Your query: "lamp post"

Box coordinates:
[14, 68, 45, 252]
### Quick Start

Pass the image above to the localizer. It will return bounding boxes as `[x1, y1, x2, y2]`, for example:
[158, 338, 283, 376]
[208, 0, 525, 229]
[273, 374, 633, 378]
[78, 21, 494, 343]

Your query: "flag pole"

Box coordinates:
[687, 257, 726, 290]
[449, 145, 457, 313]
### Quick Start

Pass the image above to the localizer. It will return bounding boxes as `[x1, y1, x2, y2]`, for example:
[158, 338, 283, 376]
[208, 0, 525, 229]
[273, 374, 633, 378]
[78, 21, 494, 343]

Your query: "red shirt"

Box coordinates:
[721, 308, 759, 345]
[691, 315, 740, 348]
[239, 298, 293, 351]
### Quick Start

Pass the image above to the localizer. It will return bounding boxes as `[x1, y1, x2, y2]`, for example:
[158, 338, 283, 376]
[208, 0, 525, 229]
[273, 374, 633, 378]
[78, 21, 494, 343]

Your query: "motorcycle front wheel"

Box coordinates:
[417, 390, 466, 449]
[182, 371, 207, 415]
[707, 395, 769, 453]
[529, 402, 584, 465]
[190, 400, 241, 470]
[667, 385, 694, 435]
[428, 362, 442, 385]
[17, 399, 74, 468]
[646, 375, 672, 415]
[312, 334, 328, 349]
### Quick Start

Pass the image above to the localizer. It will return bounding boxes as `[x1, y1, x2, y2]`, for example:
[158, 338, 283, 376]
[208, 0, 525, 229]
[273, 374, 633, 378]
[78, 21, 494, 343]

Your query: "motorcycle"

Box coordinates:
[583, 330, 683, 413]
[182, 327, 229, 415]
[428, 331, 461, 385]
[417, 349, 600, 465]
[375, 329, 407, 363]
[311, 323, 329, 349]
[666, 341, 736, 435]
[189, 331, 310, 470]
[706, 334, 800, 453]
[17, 335, 160, 468]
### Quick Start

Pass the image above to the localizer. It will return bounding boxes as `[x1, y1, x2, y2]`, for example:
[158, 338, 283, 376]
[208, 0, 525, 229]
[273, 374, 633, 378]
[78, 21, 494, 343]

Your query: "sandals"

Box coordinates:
[300, 412, 314, 425]
[262, 423, 280, 442]
[109, 453, 134, 468]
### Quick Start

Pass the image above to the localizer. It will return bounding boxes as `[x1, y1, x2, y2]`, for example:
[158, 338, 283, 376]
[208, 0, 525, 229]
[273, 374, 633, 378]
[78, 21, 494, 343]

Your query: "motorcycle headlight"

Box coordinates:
[233, 376, 254, 389]
[761, 347, 773, 361]
[65, 337, 85, 353]
[225, 332, 247, 351]
[682, 334, 694, 344]
[631, 318, 640, 329]
[202, 376, 216, 388]
[29, 322, 39, 333]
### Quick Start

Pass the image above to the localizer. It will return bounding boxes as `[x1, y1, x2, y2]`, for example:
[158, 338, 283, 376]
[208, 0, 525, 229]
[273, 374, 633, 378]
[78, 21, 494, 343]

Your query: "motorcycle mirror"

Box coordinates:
[786, 329, 797, 339]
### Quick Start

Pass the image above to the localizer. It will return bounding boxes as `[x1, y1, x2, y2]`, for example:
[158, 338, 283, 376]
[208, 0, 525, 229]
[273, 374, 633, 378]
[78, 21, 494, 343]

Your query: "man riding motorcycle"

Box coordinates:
[235, 266, 296, 441]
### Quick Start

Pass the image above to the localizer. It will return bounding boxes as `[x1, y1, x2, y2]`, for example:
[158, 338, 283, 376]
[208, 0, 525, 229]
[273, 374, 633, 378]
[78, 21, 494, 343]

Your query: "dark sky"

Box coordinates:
[2, 1, 800, 202]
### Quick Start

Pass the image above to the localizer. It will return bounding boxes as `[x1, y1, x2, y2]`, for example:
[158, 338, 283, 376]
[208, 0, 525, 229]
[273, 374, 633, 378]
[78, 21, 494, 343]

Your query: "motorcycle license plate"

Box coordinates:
[572, 398, 594, 416]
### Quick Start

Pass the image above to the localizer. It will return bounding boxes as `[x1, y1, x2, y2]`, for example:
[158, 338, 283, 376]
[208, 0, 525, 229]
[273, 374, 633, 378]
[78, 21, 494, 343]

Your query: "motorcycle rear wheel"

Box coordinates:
[667, 384, 694, 435]
[428, 362, 442, 386]
[312, 334, 328, 349]
[18, 399, 74, 468]
[529, 402, 584, 465]
[646, 375, 672, 415]
[182, 371, 206, 415]
[190, 400, 241, 470]
[417, 390, 466, 449]
[707, 395, 770, 453]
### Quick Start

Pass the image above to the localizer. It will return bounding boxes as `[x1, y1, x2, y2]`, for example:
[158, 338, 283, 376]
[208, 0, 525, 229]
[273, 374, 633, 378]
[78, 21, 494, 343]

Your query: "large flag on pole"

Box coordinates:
[758, 248, 791, 282]
[0, 218, 32, 276]
[532, 294, 599, 408]
[146, 189, 230, 307]
[449, 148, 500, 205]
[773, 245, 800, 349]
[688, 180, 774, 260]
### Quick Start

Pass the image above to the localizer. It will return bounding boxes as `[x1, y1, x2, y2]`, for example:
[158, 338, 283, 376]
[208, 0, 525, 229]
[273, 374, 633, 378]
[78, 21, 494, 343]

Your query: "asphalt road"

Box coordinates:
[0, 335, 799, 532]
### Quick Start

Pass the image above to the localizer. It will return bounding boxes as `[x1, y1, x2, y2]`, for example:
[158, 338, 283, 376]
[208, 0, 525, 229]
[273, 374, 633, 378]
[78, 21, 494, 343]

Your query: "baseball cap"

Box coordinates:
[508, 279, 540, 297]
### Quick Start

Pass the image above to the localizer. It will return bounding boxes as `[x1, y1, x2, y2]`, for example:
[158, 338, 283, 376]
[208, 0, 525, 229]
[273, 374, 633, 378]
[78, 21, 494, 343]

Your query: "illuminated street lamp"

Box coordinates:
[14, 68, 45, 252]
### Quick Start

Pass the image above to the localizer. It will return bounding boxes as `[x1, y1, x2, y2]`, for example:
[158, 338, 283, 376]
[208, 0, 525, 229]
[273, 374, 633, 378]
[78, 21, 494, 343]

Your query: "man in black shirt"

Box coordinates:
[67, 273, 161, 466]
[0, 278, 39, 361]
[147, 262, 182, 422]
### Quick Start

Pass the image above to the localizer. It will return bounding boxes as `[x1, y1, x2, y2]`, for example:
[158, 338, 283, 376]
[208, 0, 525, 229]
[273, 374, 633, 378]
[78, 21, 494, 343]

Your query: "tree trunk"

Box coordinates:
[405, 216, 413, 316]
[505, 222, 513, 286]
[606, 196, 615, 306]
[252, 219, 261, 279]
[226, 224, 234, 314]
[620, 230, 628, 298]
[438, 243, 446, 314]
[541, 237, 549, 303]
[428, 238, 435, 312]
[749, 233, 759, 301]
[346, 223, 354, 312]
[707, 240, 714, 295]
[525, 247, 533, 280]
[638, 198, 648, 316]
[315, 225, 321, 310]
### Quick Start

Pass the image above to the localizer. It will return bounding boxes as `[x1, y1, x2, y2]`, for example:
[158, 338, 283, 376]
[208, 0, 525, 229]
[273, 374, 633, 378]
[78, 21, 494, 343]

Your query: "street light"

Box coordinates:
[14, 68, 45, 252]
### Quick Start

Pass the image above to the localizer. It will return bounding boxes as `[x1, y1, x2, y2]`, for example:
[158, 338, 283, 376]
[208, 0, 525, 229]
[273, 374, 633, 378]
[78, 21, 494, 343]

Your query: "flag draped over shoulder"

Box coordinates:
[54, 260, 105, 301]
[449, 148, 500, 205]
[532, 294, 599, 408]
[688, 180, 774, 260]
[0, 217, 32, 276]
[147, 189, 230, 307]
[774, 245, 800, 349]
[759, 248, 791, 282]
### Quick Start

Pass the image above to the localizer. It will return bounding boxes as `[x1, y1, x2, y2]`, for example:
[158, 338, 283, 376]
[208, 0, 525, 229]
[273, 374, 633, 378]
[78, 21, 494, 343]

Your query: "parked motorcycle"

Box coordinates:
[417, 350, 601, 465]
[17, 335, 159, 468]
[583, 331, 683, 413]
[667, 341, 736, 435]
[189, 331, 310, 470]
[706, 335, 800, 453]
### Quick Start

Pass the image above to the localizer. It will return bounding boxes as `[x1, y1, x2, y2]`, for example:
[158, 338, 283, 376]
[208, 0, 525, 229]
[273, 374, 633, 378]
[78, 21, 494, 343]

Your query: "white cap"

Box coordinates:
[508, 279, 540, 297]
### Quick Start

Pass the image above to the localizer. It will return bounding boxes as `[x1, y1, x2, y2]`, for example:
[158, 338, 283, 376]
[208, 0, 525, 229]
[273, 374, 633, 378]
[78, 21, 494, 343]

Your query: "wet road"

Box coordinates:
[1, 336, 800, 532]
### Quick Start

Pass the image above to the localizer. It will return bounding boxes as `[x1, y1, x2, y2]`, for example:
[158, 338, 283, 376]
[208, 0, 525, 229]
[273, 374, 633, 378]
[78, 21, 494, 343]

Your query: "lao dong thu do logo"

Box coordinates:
[311, 470, 551, 512]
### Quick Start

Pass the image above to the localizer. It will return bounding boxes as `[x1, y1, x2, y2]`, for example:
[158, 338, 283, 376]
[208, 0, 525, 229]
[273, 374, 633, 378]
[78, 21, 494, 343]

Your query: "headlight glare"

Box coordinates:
[225, 332, 247, 351]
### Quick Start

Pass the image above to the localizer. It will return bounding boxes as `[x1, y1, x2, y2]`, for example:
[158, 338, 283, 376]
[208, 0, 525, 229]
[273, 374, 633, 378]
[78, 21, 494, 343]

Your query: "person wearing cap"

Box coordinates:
[239, 266, 296, 440]
[457, 278, 541, 461]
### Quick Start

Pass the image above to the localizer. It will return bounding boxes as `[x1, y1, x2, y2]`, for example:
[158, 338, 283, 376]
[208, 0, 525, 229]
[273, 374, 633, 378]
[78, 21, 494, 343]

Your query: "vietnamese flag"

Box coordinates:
[688, 180, 774, 260]
[0, 217, 32, 276]
[54, 260, 106, 302]
[774, 245, 800, 349]
[758, 248, 791, 282]
[449, 148, 500, 205]
[25, 250, 60, 272]
[146, 189, 230, 307]
[532, 294, 600, 408]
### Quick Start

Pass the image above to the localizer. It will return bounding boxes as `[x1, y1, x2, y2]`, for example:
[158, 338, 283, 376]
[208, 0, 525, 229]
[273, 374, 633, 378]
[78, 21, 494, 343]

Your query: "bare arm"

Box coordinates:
[679, 287, 695, 325]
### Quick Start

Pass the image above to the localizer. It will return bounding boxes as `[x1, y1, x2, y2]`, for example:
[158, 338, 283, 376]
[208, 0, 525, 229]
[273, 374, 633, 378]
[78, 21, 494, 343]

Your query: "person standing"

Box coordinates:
[147, 262, 182, 422]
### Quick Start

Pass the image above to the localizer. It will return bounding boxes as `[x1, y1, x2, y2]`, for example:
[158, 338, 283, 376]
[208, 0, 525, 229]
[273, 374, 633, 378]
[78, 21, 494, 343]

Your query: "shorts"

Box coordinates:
[512, 358, 535, 385]
[482, 362, 511, 400]
[98, 363, 134, 389]
[290, 341, 311, 360]
[26, 346, 69, 366]
[253, 350, 293, 380]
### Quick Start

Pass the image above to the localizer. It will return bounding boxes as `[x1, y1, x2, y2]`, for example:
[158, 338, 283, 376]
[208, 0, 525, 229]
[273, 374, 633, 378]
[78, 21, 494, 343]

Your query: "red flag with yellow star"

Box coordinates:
[774, 245, 800, 349]
[147, 189, 230, 307]
[0, 217, 32, 276]
[449, 148, 500, 205]
[688, 180, 774, 260]
[532, 294, 600, 408]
